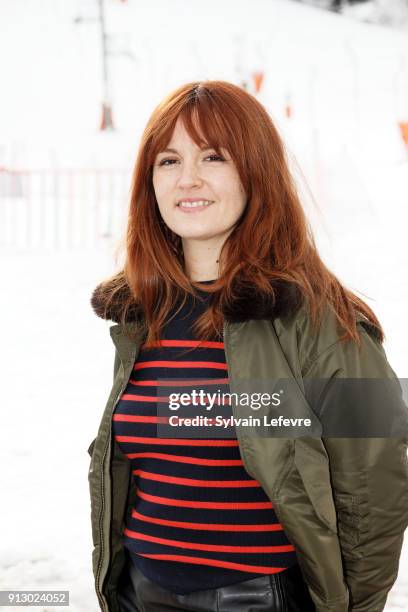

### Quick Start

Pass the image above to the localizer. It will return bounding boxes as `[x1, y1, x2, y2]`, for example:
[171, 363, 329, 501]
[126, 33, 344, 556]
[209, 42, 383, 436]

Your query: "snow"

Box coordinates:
[1, 0, 407, 610]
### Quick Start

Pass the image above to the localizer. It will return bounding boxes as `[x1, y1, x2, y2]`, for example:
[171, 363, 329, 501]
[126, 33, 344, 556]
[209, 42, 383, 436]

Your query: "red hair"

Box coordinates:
[99, 80, 383, 346]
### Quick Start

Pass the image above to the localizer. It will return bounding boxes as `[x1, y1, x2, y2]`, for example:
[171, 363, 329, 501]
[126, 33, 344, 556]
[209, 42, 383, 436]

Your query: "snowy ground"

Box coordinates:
[1, 0, 408, 610]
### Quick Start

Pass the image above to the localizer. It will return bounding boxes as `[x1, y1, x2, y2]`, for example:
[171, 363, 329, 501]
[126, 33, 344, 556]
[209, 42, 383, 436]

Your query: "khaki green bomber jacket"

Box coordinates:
[88, 290, 408, 612]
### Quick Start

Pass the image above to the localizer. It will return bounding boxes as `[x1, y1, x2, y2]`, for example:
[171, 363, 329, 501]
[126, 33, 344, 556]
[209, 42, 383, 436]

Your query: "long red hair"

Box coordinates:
[99, 80, 383, 346]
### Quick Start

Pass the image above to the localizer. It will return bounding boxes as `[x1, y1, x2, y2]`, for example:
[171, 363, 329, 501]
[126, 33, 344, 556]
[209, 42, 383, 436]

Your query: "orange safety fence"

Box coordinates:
[252, 71, 264, 94]
[398, 121, 408, 145]
[0, 167, 131, 249]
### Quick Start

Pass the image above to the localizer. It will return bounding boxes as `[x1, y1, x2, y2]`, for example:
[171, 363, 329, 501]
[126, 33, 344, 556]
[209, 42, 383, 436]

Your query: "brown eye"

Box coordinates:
[158, 158, 178, 166]
[206, 155, 225, 162]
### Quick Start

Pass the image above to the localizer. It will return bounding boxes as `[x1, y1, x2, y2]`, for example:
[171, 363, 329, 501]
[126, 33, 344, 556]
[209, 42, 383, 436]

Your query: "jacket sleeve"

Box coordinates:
[304, 324, 408, 612]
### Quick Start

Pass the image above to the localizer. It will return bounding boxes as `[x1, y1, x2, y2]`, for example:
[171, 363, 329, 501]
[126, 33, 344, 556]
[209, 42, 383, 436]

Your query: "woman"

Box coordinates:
[88, 80, 408, 612]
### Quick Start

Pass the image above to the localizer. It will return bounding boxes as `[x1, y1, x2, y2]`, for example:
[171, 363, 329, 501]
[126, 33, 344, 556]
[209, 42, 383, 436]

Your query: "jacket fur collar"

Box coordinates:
[90, 278, 303, 324]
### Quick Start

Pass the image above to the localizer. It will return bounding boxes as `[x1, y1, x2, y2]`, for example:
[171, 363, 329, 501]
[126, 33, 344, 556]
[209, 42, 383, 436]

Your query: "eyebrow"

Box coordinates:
[158, 146, 216, 155]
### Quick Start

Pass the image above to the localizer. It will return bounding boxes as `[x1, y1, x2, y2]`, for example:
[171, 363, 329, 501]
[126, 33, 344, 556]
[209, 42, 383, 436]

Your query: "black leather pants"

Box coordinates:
[116, 560, 316, 612]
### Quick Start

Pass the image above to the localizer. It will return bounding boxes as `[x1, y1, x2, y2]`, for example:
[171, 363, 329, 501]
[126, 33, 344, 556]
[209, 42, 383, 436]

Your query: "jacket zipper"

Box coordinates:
[95, 368, 134, 611]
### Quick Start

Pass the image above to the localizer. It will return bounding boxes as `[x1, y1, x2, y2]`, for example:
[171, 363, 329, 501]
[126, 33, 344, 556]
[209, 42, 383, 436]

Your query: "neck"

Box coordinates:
[181, 236, 223, 282]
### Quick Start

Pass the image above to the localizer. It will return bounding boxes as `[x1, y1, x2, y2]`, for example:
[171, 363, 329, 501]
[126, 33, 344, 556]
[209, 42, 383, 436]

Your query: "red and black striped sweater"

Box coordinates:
[112, 281, 298, 593]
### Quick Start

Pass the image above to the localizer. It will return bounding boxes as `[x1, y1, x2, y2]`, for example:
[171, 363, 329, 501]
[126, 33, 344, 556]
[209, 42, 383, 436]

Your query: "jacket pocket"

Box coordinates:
[294, 439, 338, 534]
[333, 492, 363, 560]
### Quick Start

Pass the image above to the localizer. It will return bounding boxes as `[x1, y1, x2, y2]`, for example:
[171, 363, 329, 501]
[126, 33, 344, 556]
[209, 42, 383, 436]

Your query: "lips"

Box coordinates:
[176, 200, 214, 213]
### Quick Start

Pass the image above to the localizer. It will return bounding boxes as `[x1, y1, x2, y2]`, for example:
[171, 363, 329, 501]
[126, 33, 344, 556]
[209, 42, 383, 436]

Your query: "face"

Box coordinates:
[152, 118, 247, 245]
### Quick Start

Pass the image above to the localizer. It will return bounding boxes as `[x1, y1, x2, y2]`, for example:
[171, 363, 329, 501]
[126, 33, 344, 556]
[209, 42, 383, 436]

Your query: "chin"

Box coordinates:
[180, 232, 219, 241]
[173, 224, 220, 240]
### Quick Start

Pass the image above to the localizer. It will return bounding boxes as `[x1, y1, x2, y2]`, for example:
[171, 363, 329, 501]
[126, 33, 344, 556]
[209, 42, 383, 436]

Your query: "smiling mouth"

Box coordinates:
[176, 200, 214, 210]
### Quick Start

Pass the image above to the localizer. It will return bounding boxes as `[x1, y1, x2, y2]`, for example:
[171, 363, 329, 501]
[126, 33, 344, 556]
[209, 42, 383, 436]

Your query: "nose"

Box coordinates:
[177, 160, 203, 189]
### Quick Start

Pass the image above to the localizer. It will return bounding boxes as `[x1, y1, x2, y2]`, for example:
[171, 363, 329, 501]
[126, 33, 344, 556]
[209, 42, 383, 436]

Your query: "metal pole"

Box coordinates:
[98, 0, 114, 130]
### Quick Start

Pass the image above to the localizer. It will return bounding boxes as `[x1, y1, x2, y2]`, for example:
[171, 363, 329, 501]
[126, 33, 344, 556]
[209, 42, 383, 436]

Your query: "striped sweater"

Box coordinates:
[112, 281, 298, 593]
